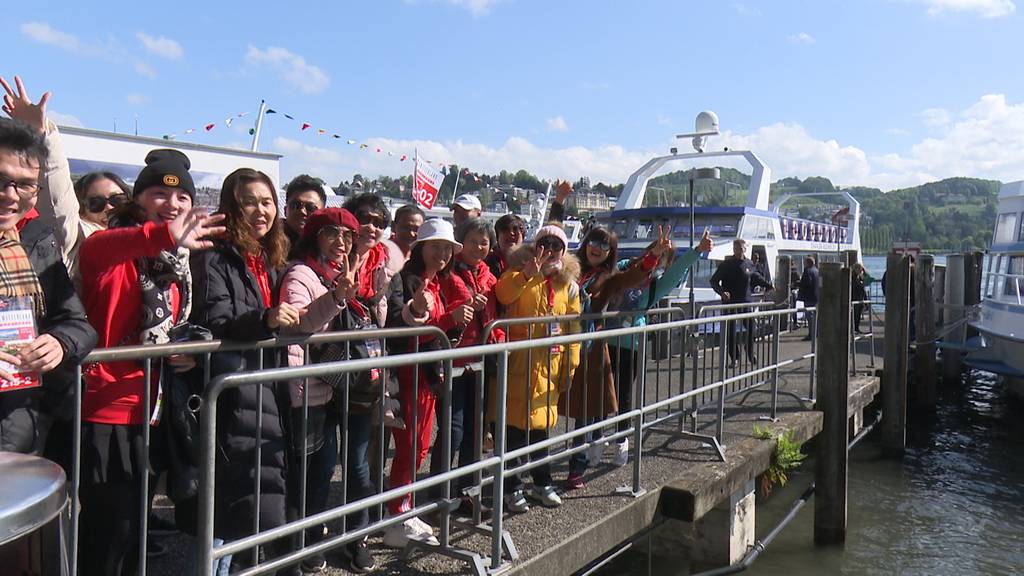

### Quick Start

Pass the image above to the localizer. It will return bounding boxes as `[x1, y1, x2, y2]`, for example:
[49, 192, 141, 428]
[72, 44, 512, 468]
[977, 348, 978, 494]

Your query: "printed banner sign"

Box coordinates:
[413, 157, 445, 210]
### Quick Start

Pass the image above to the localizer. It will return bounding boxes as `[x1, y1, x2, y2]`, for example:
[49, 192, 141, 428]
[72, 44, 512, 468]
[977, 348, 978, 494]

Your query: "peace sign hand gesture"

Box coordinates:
[333, 255, 358, 301]
[648, 225, 674, 259]
[524, 248, 555, 279]
[1, 76, 50, 134]
[169, 208, 227, 250]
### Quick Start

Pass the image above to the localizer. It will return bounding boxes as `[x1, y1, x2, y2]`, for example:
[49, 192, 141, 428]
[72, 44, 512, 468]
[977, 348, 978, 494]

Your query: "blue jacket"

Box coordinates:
[604, 249, 701, 351]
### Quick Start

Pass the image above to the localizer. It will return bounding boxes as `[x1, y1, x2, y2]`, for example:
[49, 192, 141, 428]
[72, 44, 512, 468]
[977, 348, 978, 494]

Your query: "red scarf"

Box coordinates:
[356, 243, 387, 300]
[245, 252, 272, 307]
[304, 255, 341, 288]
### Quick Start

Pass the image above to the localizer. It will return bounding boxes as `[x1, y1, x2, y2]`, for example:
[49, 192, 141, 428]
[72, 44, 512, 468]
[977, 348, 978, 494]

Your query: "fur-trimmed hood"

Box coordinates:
[505, 244, 581, 287]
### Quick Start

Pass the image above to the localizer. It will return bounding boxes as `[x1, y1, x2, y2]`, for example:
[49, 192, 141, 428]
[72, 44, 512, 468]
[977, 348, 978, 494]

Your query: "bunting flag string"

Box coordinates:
[162, 112, 249, 141]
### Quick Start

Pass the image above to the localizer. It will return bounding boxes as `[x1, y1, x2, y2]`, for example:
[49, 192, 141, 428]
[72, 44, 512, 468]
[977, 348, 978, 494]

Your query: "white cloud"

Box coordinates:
[245, 46, 329, 94]
[126, 93, 149, 106]
[546, 116, 569, 133]
[136, 32, 183, 60]
[20, 22, 83, 52]
[886, 128, 911, 136]
[787, 32, 816, 44]
[49, 110, 84, 128]
[911, 0, 1016, 17]
[448, 0, 500, 16]
[272, 93, 1024, 194]
[734, 3, 762, 16]
[133, 61, 157, 80]
[657, 114, 673, 126]
[921, 107, 950, 127]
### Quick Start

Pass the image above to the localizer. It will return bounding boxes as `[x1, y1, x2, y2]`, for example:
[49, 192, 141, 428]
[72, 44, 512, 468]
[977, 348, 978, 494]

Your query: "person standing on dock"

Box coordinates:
[798, 256, 820, 341]
[710, 238, 772, 366]
[282, 175, 326, 254]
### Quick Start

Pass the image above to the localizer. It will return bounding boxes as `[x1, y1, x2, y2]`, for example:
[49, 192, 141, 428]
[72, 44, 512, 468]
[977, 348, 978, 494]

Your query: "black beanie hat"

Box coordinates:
[133, 149, 196, 199]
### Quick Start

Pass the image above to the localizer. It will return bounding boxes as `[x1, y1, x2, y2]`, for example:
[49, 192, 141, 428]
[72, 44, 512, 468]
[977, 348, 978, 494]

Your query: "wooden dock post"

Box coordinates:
[964, 251, 983, 339]
[814, 263, 851, 546]
[914, 255, 937, 407]
[942, 255, 965, 382]
[881, 254, 911, 456]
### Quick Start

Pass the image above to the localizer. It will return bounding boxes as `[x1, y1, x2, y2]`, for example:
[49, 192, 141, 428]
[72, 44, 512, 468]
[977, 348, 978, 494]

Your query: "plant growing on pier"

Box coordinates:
[753, 426, 807, 497]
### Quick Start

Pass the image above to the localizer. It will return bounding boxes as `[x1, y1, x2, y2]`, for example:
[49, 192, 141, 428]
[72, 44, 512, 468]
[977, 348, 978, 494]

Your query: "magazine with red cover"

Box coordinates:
[0, 295, 41, 393]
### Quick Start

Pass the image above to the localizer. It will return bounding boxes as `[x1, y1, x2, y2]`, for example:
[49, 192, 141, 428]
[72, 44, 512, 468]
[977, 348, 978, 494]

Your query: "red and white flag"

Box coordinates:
[414, 157, 445, 210]
[831, 206, 851, 224]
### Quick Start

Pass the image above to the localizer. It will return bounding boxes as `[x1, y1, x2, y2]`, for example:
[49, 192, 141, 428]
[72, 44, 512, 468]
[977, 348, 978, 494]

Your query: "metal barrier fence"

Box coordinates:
[47, 305, 827, 576]
[68, 326, 450, 576]
[190, 307, 812, 575]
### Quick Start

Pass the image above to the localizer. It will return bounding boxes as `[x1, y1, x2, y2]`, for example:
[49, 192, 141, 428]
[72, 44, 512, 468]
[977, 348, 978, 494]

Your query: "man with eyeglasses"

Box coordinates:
[486, 213, 527, 279]
[283, 174, 327, 250]
[0, 116, 97, 458]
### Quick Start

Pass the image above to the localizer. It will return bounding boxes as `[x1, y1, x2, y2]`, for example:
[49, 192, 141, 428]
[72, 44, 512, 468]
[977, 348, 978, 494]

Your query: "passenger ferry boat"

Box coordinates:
[590, 112, 862, 304]
[968, 180, 1024, 383]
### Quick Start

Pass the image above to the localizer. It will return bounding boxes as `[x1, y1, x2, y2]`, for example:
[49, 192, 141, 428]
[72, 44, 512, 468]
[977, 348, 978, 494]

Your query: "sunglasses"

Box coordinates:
[537, 237, 565, 251]
[589, 240, 611, 252]
[356, 212, 386, 228]
[318, 225, 356, 242]
[85, 194, 128, 214]
[287, 199, 320, 214]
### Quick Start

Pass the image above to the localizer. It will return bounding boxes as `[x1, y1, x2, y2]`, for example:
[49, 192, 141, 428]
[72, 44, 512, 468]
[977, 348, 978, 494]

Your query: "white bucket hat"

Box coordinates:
[452, 194, 482, 212]
[411, 218, 463, 253]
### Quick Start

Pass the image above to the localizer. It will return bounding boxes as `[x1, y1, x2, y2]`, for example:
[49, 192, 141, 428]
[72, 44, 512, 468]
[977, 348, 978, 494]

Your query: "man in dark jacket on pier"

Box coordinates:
[710, 238, 772, 366]
[798, 256, 820, 341]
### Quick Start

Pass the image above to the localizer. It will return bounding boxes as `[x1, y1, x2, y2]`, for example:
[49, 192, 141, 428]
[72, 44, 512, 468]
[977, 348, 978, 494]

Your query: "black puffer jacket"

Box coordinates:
[0, 220, 96, 454]
[189, 243, 289, 540]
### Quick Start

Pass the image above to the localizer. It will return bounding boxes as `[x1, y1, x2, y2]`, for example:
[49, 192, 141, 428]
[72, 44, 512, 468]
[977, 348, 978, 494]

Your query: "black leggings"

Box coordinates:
[608, 346, 638, 436]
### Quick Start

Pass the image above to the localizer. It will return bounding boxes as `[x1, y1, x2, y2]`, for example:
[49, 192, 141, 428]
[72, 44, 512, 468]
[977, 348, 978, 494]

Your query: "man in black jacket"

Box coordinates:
[0, 117, 97, 456]
[798, 256, 820, 341]
[710, 239, 772, 366]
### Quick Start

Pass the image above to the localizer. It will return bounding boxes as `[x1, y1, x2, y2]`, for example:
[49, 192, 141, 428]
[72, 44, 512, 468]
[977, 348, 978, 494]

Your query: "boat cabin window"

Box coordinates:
[994, 212, 1019, 244]
[1003, 256, 1023, 299]
[1019, 215, 1024, 242]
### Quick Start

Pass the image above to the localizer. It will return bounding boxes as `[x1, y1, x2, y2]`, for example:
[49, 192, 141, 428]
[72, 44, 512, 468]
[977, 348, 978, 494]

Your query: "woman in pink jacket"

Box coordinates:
[278, 207, 376, 574]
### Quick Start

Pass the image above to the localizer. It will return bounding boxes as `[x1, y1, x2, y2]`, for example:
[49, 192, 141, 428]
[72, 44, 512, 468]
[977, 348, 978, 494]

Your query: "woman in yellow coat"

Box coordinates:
[495, 224, 581, 511]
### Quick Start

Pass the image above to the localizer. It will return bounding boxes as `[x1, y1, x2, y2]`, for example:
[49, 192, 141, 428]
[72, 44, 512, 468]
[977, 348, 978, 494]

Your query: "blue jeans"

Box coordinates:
[429, 372, 477, 497]
[340, 410, 373, 531]
[287, 407, 339, 544]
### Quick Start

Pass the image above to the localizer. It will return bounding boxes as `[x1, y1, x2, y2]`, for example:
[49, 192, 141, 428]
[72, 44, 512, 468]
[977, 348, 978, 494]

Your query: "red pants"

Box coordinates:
[388, 369, 436, 514]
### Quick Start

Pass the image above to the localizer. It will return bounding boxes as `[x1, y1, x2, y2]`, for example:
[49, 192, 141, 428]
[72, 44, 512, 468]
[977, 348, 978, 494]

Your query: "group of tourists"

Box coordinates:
[0, 77, 718, 576]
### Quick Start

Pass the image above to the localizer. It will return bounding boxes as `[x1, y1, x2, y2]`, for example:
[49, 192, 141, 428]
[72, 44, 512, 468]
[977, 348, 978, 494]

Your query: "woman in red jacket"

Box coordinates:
[427, 217, 504, 513]
[77, 149, 225, 576]
[383, 218, 472, 548]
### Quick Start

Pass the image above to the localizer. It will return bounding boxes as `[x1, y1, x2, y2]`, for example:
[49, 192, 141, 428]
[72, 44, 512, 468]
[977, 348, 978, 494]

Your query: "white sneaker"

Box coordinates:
[505, 490, 530, 513]
[409, 516, 435, 537]
[528, 485, 563, 508]
[613, 439, 629, 467]
[587, 440, 608, 464]
[383, 518, 439, 548]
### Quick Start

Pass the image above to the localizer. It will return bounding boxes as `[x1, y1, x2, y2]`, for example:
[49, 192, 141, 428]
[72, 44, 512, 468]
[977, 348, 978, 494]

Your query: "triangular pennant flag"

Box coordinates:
[301, 123, 311, 130]
[248, 128, 255, 135]
[163, 134, 174, 140]
[346, 139, 356, 145]
[388, 151, 394, 156]
[332, 134, 340, 139]
[265, 109, 277, 114]
[400, 155, 407, 161]
[375, 147, 382, 153]
[184, 128, 195, 134]
[205, 123, 216, 131]
[284, 114, 294, 120]
[225, 117, 234, 127]
[359, 144, 368, 149]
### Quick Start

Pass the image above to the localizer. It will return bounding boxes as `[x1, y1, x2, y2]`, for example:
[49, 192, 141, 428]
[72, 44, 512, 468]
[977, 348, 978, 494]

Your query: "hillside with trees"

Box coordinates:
[324, 166, 1000, 254]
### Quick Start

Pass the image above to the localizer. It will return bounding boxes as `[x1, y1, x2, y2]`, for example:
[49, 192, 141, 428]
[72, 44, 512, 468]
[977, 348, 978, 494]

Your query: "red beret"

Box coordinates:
[301, 207, 360, 244]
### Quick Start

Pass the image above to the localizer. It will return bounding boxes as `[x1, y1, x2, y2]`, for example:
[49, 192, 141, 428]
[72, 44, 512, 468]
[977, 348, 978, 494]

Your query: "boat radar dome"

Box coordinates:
[676, 110, 720, 153]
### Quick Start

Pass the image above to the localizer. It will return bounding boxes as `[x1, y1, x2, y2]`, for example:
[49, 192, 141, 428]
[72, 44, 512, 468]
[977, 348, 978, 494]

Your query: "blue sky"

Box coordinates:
[7, 0, 1023, 189]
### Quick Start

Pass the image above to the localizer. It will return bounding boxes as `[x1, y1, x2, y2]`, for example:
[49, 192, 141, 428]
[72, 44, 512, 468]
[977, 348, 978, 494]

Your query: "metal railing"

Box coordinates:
[190, 307, 811, 575]
[984, 271, 1024, 305]
[41, 302, 836, 576]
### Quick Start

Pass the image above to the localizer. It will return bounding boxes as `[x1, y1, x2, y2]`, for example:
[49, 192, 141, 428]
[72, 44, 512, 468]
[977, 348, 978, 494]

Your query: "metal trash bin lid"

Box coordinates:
[0, 452, 67, 546]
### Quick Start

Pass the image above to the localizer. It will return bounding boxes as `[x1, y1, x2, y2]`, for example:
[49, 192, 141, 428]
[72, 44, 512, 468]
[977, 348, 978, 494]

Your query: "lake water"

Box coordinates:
[594, 368, 1024, 575]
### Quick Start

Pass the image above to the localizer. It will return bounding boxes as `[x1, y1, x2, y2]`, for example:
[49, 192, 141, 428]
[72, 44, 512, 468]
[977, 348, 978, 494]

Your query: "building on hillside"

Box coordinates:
[568, 191, 612, 216]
